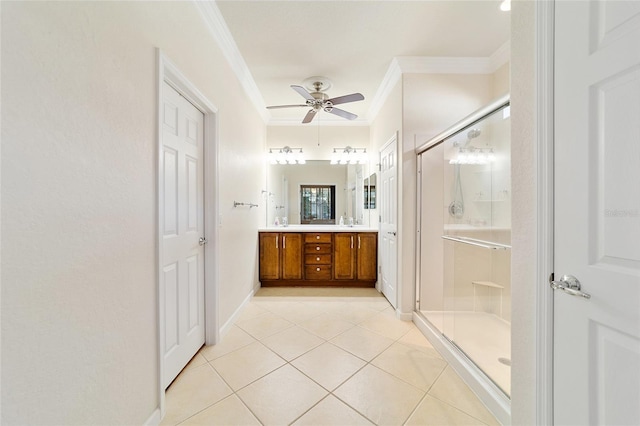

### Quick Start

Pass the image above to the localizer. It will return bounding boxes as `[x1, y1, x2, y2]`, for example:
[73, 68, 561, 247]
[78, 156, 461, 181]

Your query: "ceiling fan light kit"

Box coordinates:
[266, 76, 364, 124]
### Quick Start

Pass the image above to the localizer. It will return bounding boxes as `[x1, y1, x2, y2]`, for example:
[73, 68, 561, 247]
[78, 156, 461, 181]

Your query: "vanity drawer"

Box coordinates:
[304, 233, 332, 244]
[305, 265, 332, 280]
[304, 243, 332, 254]
[305, 254, 331, 265]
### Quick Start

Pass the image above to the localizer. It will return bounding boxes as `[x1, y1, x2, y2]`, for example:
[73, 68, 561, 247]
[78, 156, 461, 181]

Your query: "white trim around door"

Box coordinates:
[156, 49, 220, 418]
[535, 1, 555, 425]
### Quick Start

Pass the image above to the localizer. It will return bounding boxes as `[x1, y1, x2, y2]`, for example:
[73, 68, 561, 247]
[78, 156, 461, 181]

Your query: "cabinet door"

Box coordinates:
[357, 233, 378, 280]
[281, 233, 303, 280]
[259, 233, 280, 280]
[334, 233, 355, 280]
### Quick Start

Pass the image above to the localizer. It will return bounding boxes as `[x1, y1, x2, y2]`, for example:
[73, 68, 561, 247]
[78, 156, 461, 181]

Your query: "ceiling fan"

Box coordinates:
[266, 76, 364, 124]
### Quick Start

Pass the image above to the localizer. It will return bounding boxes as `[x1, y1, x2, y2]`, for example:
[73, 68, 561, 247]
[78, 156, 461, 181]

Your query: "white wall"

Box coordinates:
[1, 2, 265, 424]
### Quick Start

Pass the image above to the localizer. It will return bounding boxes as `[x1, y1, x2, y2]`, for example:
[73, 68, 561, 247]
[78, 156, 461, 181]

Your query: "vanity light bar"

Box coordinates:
[268, 146, 306, 165]
[330, 146, 368, 165]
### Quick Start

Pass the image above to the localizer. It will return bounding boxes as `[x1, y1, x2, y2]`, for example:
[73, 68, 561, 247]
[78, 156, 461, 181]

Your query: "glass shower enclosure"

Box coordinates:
[416, 95, 511, 397]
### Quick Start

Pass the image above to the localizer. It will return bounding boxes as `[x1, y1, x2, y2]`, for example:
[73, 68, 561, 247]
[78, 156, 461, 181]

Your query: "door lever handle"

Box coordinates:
[550, 274, 591, 299]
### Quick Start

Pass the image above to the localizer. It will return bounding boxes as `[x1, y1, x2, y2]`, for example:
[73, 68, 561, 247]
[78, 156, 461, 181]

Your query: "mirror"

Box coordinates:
[364, 173, 376, 210]
[265, 160, 376, 228]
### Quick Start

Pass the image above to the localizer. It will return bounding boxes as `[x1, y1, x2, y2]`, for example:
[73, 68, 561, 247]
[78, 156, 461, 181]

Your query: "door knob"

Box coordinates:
[549, 274, 591, 299]
[199, 237, 208, 246]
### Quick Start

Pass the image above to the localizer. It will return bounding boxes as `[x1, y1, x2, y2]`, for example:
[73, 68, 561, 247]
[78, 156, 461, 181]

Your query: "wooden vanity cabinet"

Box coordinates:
[259, 233, 280, 280]
[333, 233, 356, 280]
[258, 232, 303, 281]
[281, 233, 303, 280]
[356, 233, 378, 280]
[259, 231, 377, 287]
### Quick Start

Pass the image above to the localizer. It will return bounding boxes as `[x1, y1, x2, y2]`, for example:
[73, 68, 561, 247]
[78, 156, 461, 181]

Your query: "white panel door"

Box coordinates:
[161, 82, 205, 388]
[380, 136, 398, 308]
[554, 1, 640, 424]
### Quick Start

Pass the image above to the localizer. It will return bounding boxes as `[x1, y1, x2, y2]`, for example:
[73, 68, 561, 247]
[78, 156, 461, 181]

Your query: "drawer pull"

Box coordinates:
[316, 246, 320, 251]
[316, 235, 320, 240]
[316, 267, 320, 271]
[317, 257, 320, 261]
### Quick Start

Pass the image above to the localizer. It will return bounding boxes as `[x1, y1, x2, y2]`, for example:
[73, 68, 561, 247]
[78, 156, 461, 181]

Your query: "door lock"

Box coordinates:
[549, 274, 591, 299]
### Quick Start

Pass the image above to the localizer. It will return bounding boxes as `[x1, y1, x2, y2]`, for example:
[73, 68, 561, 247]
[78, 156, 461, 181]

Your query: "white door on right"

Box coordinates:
[380, 135, 398, 308]
[554, 1, 640, 424]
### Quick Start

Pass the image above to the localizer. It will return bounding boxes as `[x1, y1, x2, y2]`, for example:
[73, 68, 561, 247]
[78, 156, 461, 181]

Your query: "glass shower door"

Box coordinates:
[417, 101, 511, 397]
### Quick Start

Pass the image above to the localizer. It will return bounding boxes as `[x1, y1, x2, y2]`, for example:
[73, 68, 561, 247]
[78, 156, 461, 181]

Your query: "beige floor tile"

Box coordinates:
[330, 326, 394, 361]
[333, 364, 425, 426]
[298, 313, 356, 340]
[333, 304, 381, 324]
[254, 287, 382, 298]
[265, 301, 327, 324]
[359, 312, 415, 340]
[236, 311, 294, 340]
[211, 341, 285, 390]
[291, 342, 366, 391]
[429, 366, 500, 426]
[236, 302, 269, 322]
[292, 395, 373, 426]
[371, 342, 447, 391]
[237, 365, 328, 426]
[200, 326, 256, 361]
[397, 327, 443, 359]
[405, 395, 486, 426]
[261, 325, 324, 361]
[180, 394, 261, 426]
[182, 350, 207, 371]
[356, 299, 393, 311]
[161, 364, 232, 426]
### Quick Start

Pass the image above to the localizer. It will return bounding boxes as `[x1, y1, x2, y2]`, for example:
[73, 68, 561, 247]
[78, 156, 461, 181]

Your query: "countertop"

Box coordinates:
[259, 225, 378, 233]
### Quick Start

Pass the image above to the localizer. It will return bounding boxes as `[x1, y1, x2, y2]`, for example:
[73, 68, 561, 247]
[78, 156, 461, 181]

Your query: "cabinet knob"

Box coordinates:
[316, 257, 320, 261]
[316, 246, 320, 251]
[316, 235, 320, 240]
[316, 267, 320, 271]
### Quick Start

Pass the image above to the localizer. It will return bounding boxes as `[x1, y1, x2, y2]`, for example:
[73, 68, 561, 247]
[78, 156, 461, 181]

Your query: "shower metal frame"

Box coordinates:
[414, 93, 511, 424]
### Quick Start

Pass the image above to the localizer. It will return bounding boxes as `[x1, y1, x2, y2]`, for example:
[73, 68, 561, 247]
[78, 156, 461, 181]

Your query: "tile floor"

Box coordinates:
[161, 288, 500, 426]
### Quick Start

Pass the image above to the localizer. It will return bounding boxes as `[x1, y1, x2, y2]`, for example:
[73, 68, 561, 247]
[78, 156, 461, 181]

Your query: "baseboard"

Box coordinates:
[396, 310, 413, 321]
[413, 312, 511, 425]
[144, 407, 161, 426]
[219, 287, 256, 338]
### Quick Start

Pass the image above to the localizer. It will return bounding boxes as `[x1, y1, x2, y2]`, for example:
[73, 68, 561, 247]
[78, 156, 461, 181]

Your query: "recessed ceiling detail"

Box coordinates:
[198, 1, 510, 126]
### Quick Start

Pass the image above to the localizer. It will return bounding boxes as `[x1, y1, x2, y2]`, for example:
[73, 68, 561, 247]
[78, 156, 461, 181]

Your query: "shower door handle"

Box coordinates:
[550, 274, 591, 299]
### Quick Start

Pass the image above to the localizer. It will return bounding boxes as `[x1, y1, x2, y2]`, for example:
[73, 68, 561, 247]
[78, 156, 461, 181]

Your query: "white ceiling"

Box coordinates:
[213, 1, 510, 125]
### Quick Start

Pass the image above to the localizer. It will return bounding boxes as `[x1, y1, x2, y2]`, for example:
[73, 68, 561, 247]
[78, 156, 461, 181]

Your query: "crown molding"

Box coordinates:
[367, 42, 511, 123]
[367, 58, 403, 123]
[194, 1, 510, 128]
[194, 1, 270, 123]
[489, 41, 511, 71]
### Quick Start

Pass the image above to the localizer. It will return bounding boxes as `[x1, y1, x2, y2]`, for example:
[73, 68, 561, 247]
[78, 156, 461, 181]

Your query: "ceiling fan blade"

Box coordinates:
[327, 107, 357, 121]
[302, 109, 318, 124]
[327, 93, 364, 106]
[291, 85, 315, 101]
[266, 104, 307, 109]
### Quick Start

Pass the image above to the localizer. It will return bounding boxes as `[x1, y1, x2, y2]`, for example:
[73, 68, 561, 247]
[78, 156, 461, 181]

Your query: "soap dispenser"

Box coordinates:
[339, 216, 344, 226]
